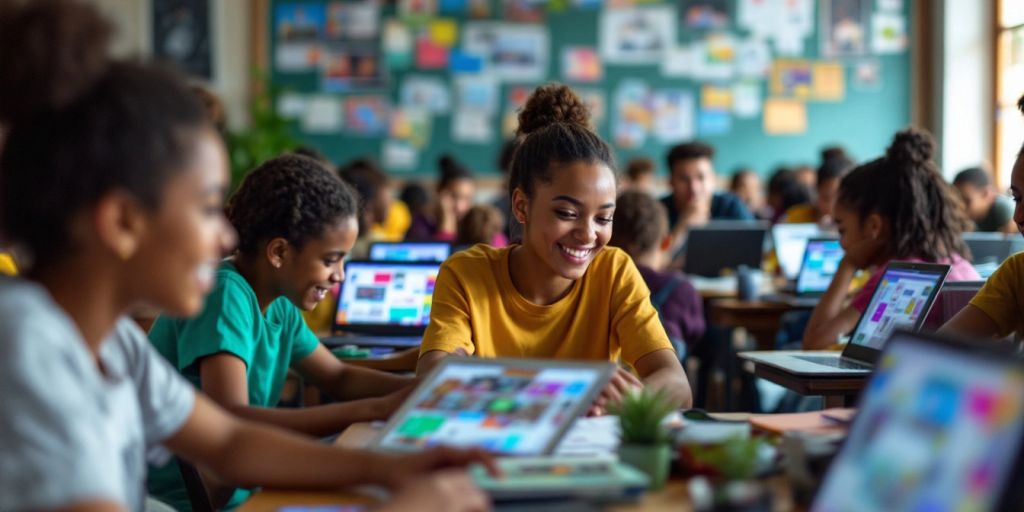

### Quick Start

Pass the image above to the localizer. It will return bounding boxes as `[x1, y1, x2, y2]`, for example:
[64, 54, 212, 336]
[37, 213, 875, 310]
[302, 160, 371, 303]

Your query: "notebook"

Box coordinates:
[320, 260, 440, 348]
[812, 330, 1024, 511]
[368, 241, 451, 262]
[740, 261, 950, 376]
[373, 357, 614, 455]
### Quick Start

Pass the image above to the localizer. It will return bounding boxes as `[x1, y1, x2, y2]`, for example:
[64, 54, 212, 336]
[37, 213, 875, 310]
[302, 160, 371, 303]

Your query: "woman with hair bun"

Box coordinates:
[417, 84, 691, 412]
[0, 2, 494, 511]
[802, 128, 979, 349]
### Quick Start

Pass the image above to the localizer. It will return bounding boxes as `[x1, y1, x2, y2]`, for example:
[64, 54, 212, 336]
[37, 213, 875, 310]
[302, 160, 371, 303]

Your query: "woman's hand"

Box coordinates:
[587, 367, 642, 416]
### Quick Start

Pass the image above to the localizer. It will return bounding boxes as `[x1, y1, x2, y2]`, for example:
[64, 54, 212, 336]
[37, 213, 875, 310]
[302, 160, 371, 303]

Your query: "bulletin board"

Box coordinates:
[267, 0, 912, 177]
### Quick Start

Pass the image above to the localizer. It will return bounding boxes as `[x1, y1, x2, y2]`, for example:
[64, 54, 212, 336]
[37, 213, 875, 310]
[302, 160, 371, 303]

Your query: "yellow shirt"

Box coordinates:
[0, 253, 16, 275]
[781, 203, 818, 224]
[420, 245, 674, 367]
[969, 253, 1024, 337]
[369, 200, 412, 242]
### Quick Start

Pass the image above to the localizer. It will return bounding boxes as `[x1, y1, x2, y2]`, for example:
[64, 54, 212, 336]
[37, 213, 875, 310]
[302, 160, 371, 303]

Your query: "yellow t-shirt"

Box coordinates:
[369, 200, 412, 242]
[781, 203, 818, 224]
[969, 253, 1024, 338]
[0, 253, 16, 276]
[420, 245, 674, 367]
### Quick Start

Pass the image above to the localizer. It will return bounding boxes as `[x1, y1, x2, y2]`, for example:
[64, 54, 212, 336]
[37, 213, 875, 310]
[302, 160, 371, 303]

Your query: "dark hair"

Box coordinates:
[190, 82, 226, 133]
[294, 145, 333, 167]
[730, 168, 756, 191]
[399, 182, 431, 216]
[509, 83, 614, 199]
[767, 167, 797, 196]
[817, 152, 854, 185]
[227, 154, 358, 255]
[0, 0, 211, 271]
[952, 167, 992, 188]
[608, 190, 668, 256]
[626, 158, 655, 181]
[337, 157, 387, 233]
[837, 128, 971, 261]
[438, 154, 473, 190]
[1019, 93, 1024, 157]
[497, 139, 518, 176]
[456, 204, 503, 246]
[820, 145, 848, 163]
[665, 141, 715, 174]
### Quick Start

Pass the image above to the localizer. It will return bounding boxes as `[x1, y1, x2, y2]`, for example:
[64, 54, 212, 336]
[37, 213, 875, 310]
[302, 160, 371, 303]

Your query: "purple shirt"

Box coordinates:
[636, 264, 706, 346]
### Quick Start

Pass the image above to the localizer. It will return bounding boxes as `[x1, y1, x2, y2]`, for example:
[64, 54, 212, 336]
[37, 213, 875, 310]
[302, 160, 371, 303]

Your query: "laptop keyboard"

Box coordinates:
[793, 355, 871, 370]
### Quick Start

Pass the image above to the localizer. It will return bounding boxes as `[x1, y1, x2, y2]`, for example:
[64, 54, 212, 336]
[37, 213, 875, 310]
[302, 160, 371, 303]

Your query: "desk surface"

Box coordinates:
[239, 423, 792, 512]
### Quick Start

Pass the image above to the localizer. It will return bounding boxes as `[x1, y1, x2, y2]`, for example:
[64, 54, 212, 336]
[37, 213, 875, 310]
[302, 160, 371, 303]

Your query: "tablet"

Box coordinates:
[374, 358, 615, 455]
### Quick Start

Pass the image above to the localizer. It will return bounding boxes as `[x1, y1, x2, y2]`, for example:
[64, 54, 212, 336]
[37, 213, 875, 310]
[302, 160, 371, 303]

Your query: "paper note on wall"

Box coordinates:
[812, 61, 845, 101]
[763, 97, 807, 135]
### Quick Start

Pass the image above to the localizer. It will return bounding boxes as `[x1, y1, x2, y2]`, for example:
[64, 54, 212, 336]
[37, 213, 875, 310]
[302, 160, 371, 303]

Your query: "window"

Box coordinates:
[995, 1, 1024, 186]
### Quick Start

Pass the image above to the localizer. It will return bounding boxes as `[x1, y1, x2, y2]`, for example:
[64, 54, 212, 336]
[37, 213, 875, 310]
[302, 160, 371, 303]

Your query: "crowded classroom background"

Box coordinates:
[3, 0, 1024, 511]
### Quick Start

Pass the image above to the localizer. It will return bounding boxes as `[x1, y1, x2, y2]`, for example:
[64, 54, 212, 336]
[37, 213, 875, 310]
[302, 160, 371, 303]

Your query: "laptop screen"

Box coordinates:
[369, 242, 451, 262]
[813, 333, 1024, 511]
[376, 359, 612, 455]
[795, 239, 843, 294]
[772, 223, 823, 280]
[335, 261, 440, 328]
[849, 266, 945, 351]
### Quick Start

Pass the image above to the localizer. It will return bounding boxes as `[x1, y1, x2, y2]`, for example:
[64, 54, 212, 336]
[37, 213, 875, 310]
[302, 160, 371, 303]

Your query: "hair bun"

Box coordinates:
[516, 83, 591, 136]
[885, 128, 935, 166]
[0, 0, 113, 122]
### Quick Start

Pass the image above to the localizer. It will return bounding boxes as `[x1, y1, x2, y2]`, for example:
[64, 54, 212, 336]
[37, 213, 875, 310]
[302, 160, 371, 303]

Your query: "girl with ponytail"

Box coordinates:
[802, 128, 979, 349]
[417, 84, 691, 412]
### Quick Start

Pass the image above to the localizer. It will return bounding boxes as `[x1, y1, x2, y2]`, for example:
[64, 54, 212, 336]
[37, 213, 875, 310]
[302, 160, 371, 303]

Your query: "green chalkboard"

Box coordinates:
[268, 0, 911, 178]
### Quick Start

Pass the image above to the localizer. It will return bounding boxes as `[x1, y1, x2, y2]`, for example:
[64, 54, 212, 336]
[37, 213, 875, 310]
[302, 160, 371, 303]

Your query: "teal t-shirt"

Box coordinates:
[146, 260, 320, 511]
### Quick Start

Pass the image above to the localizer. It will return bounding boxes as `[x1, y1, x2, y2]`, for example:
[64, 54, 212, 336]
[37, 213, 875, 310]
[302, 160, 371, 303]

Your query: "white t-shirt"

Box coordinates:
[0, 277, 196, 511]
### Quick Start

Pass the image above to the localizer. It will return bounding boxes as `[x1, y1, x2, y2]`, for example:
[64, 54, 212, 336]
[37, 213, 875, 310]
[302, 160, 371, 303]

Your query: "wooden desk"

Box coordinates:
[742, 357, 867, 408]
[707, 299, 796, 351]
[240, 423, 793, 512]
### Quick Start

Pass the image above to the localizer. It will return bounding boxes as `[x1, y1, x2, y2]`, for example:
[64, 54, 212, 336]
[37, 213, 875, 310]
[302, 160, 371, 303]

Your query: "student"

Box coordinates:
[0, 3, 494, 512]
[416, 84, 691, 411]
[765, 167, 812, 224]
[952, 166, 1016, 233]
[406, 155, 476, 241]
[802, 129, 979, 349]
[623, 157, 657, 195]
[0, 251, 15, 275]
[608, 191, 706, 358]
[661, 142, 754, 234]
[941, 95, 1024, 339]
[730, 168, 765, 217]
[456, 204, 506, 248]
[147, 154, 419, 509]
[783, 149, 855, 226]
[338, 158, 400, 255]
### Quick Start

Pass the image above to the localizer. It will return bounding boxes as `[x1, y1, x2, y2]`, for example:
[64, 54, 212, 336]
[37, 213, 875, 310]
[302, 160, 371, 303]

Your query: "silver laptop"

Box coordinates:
[772, 223, 825, 280]
[320, 260, 440, 348]
[740, 261, 950, 376]
[368, 241, 452, 262]
[763, 237, 843, 307]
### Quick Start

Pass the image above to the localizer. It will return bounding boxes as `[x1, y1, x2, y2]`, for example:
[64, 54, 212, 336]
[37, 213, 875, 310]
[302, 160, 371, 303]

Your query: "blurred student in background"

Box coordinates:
[953, 166, 1016, 233]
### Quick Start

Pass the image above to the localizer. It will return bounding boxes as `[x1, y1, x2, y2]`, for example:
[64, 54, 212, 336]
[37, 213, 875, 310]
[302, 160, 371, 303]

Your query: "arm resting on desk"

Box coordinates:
[633, 348, 693, 409]
[294, 344, 414, 400]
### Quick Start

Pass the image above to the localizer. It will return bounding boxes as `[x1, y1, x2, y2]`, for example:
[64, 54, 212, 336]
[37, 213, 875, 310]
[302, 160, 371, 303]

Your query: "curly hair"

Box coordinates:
[608, 190, 668, 256]
[509, 83, 615, 199]
[227, 154, 359, 255]
[837, 128, 972, 262]
[665, 141, 714, 175]
[0, 0, 210, 271]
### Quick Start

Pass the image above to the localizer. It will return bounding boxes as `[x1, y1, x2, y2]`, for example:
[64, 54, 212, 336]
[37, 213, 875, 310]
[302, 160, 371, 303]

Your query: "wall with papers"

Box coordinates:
[268, 0, 912, 177]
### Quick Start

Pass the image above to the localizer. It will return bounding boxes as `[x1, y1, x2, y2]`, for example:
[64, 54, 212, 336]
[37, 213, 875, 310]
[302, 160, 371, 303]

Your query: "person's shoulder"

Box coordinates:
[992, 194, 1015, 218]
[446, 244, 507, 271]
[782, 203, 816, 223]
[0, 277, 77, 346]
[589, 246, 637, 278]
[711, 191, 753, 219]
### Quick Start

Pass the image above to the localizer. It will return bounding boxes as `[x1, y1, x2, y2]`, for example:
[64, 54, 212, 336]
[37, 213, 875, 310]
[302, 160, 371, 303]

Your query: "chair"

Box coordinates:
[177, 458, 215, 512]
[922, 280, 986, 331]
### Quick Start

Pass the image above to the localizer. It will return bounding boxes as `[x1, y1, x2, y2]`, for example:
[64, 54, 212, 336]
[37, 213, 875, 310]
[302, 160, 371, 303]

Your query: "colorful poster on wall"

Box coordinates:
[562, 47, 603, 83]
[326, 1, 379, 40]
[345, 96, 389, 136]
[274, 3, 324, 72]
[383, 20, 413, 69]
[456, 75, 499, 113]
[416, 37, 449, 69]
[763, 97, 807, 135]
[852, 59, 881, 91]
[383, 140, 419, 171]
[811, 61, 845, 101]
[577, 88, 607, 129]
[652, 89, 695, 143]
[698, 110, 731, 136]
[732, 81, 762, 118]
[463, 23, 549, 82]
[662, 45, 696, 78]
[871, 13, 907, 54]
[439, 0, 468, 13]
[503, 0, 545, 22]
[820, 0, 868, 57]
[449, 50, 484, 73]
[700, 84, 732, 110]
[321, 45, 385, 92]
[389, 108, 432, 148]
[277, 91, 308, 119]
[613, 80, 652, 149]
[679, 0, 730, 29]
[400, 75, 451, 113]
[735, 38, 772, 78]
[771, 59, 813, 98]
[600, 7, 676, 64]
[399, 0, 437, 24]
[301, 95, 343, 133]
[429, 18, 459, 47]
[452, 109, 495, 143]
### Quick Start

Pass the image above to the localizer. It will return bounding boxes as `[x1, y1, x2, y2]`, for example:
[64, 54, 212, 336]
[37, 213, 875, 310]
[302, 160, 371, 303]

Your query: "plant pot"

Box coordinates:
[618, 442, 672, 490]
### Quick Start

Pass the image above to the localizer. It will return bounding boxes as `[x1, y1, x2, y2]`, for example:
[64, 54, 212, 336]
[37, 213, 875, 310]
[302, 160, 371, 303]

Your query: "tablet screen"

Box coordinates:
[377, 361, 609, 455]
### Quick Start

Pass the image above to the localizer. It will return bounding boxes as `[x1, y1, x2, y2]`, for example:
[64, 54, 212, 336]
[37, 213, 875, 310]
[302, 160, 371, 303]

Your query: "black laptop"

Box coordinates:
[682, 220, 768, 277]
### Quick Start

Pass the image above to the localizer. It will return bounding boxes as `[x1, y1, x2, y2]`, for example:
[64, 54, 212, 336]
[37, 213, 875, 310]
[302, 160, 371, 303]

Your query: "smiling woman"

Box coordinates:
[417, 84, 692, 412]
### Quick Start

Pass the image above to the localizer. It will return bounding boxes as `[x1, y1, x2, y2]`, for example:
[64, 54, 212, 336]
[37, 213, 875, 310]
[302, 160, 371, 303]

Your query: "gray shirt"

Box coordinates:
[977, 194, 1015, 232]
[0, 277, 195, 511]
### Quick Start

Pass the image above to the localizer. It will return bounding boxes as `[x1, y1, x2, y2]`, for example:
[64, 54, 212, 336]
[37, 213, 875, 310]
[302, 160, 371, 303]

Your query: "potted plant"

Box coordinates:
[608, 388, 675, 490]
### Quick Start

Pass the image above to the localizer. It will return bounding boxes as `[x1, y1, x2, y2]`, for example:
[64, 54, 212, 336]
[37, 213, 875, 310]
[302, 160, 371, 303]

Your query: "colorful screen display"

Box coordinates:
[851, 268, 943, 350]
[377, 363, 606, 455]
[336, 263, 439, 327]
[369, 243, 451, 262]
[813, 335, 1024, 511]
[795, 239, 843, 294]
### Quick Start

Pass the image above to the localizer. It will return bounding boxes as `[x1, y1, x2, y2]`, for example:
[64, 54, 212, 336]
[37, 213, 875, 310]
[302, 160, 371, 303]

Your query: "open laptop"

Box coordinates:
[762, 238, 843, 307]
[812, 330, 1024, 511]
[962, 232, 1024, 278]
[373, 357, 615, 455]
[368, 241, 451, 262]
[772, 223, 825, 280]
[320, 260, 440, 348]
[740, 261, 950, 376]
[683, 221, 768, 277]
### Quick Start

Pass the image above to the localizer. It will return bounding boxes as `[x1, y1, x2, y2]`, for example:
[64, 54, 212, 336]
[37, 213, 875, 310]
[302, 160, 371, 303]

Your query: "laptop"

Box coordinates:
[373, 357, 615, 455]
[962, 232, 1024, 278]
[740, 261, 950, 376]
[772, 223, 826, 280]
[368, 241, 451, 262]
[320, 260, 440, 348]
[683, 220, 768, 277]
[762, 238, 843, 307]
[812, 330, 1024, 511]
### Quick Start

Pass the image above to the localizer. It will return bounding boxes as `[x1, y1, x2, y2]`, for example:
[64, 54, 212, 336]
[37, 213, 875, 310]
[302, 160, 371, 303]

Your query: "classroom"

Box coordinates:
[1, 0, 1023, 510]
